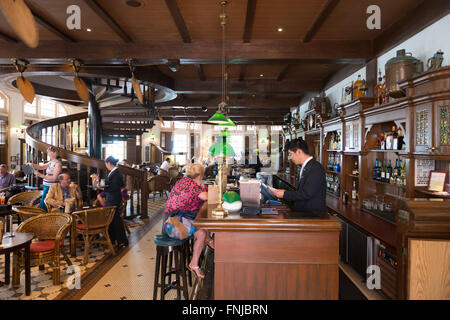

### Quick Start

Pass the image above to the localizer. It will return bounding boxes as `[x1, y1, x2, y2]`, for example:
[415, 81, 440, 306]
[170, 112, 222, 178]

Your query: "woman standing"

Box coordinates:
[29, 146, 62, 211]
[103, 156, 128, 248]
[164, 163, 214, 278]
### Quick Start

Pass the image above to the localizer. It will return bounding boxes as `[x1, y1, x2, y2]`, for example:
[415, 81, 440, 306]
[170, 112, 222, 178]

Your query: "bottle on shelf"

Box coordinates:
[374, 70, 384, 105]
[391, 159, 399, 185]
[353, 75, 363, 99]
[386, 160, 393, 182]
[334, 176, 340, 196]
[351, 181, 358, 200]
[335, 156, 341, 173]
[396, 160, 403, 186]
[381, 160, 386, 183]
[373, 159, 379, 180]
[401, 160, 407, 187]
[343, 190, 349, 204]
[352, 160, 359, 176]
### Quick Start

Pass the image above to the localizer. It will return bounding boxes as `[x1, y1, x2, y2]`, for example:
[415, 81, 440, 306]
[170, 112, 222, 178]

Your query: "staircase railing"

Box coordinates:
[24, 112, 149, 218]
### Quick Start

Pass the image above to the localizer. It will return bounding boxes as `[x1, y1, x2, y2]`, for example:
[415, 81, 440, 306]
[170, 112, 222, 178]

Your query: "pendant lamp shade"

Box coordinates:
[207, 111, 229, 124]
[219, 117, 236, 127]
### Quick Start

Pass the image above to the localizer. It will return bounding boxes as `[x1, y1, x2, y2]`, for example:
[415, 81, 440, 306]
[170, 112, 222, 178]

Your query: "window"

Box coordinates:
[174, 121, 187, 129]
[103, 141, 125, 162]
[173, 134, 188, 164]
[24, 100, 37, 115]
[228, 134, 245, 161]
[0, 120, 6, 144]
[0, 93, 6, 111]
[190, 122, 202, 131]
[271, 125, 282, 131]
[161, 121, 172, 129]
[40, 99, 56, 117]
[246, 125, 256, 132]
[57, 104, 68, 117]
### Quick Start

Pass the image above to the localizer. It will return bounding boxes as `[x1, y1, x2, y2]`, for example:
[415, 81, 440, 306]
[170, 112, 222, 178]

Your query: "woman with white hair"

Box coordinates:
[163, 163, 213, 278]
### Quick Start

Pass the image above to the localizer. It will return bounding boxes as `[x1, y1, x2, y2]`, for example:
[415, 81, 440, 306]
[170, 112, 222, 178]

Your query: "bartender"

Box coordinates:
[269, 138, 326, 213]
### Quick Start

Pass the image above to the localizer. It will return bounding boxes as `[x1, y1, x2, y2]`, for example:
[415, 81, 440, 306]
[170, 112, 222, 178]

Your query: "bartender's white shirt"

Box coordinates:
[298, 156, 313, 182]
[160, 161, 171, 172]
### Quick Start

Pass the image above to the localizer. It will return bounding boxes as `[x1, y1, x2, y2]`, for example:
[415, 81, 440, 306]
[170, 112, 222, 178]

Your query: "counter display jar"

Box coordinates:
[385, 49, 423, 98]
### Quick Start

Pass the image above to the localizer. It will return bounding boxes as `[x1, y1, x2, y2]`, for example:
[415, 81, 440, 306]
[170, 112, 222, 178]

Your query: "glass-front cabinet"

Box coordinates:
[414, 104, 433, 153]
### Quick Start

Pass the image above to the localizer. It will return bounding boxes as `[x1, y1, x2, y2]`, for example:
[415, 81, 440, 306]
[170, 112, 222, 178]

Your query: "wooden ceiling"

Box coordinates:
[0, 0, 448, 130]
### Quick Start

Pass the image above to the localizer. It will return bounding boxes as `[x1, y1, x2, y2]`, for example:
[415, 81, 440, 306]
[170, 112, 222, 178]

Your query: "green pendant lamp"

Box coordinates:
[219, 117, 236, 127]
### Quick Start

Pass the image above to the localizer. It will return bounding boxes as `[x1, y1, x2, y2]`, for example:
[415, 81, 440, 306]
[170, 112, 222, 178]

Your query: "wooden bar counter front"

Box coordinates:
[194, 203, 342, 300]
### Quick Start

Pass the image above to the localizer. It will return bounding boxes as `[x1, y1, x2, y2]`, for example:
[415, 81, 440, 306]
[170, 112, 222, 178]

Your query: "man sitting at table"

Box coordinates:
[269, 138, 326, 213]
[0, 164, 16, 193]
[45, 173, 82, 213]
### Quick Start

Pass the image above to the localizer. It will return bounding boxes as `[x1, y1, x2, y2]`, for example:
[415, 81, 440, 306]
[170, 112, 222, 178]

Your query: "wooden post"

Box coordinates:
[366, 58, 378, 98]
[140, 170, 148, 218]
[87, 80, 103, 159]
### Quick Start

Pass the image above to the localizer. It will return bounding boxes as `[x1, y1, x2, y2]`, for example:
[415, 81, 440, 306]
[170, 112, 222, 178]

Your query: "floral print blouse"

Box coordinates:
[164, 177, 207, 217]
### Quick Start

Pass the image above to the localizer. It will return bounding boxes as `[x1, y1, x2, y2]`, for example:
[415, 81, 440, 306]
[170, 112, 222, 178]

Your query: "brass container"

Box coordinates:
[385, 49, 423, 98]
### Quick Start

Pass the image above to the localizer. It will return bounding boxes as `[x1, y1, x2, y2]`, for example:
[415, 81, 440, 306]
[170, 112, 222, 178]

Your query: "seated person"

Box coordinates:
[159, 158, 171, 174]
[0, 164, 16, 193]
[96, 187, 128, 207]
[45, 173, 82, 213]
[163, 164, 213, 279]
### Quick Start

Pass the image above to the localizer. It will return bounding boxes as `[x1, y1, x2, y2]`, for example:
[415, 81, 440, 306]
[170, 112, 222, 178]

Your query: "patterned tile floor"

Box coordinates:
[0, 197, 167, 300]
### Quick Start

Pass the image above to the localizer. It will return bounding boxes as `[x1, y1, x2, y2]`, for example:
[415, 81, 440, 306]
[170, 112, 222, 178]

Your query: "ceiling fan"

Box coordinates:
[0, 0, 39, 48]
[13, 58, 35, 104]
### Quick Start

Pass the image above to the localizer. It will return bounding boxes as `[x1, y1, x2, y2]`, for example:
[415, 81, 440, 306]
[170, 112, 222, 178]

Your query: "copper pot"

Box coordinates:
[385, 49, 423, 98]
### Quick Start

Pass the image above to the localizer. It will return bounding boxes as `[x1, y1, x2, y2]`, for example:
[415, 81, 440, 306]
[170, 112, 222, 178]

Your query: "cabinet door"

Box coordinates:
[435, 104, 450, 154]
[414, 104, 432, 153]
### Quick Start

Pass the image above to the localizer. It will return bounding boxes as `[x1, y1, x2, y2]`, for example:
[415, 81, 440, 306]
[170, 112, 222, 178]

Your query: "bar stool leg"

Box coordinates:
[160, 248, 168, 300]
[167, 249, 173, 285]
[173, 247, 181, 300]
[153, 246, 161, 300]
[179, 246, 189, 300]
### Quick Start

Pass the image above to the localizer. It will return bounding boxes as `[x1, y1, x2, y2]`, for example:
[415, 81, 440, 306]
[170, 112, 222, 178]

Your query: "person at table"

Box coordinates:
[44, 173, 82, 213]
[0, 164, 16, 193]
[269, 138, 326, 213]
[159, 157, 171, 174]
[102, 156, 128, 248]
[28, 146, 62, 211]
[163, 163, 213, 279]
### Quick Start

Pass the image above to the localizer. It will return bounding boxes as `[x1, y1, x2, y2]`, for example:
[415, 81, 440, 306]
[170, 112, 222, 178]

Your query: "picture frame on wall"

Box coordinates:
[428, 170, 448, 192]
[341, 81, 353, 104]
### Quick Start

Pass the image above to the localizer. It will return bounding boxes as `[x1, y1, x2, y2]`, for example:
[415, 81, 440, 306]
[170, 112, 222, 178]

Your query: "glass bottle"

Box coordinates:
[373, 159, 379, 180]
[351, 180, 358, 201]
[336, 156, 341, 173]
[391, 159, 399, 185]
[381, 160, 386, 183]
[401, 160, 407, 187]
[396, 160, 403, 186]
[386, 160, 393, 182]
[353, 75, 363, 99]
[374, 70, 383, 105]
[352, 160, 359, 176]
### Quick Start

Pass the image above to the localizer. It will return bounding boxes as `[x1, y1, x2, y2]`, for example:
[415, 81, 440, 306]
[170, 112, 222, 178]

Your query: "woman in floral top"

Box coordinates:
[163, 163, 213, 278]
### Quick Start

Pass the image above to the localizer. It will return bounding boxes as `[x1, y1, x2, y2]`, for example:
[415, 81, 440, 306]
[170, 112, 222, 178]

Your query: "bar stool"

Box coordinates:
[153, 233, 190, 300]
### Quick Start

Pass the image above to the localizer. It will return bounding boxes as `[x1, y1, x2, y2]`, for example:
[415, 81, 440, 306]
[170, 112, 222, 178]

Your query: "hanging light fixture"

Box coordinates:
[208, 1, 230, 125]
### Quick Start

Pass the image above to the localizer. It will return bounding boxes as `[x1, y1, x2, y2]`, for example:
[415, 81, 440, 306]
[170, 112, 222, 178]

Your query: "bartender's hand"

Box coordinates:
[269, 187, 285, 199]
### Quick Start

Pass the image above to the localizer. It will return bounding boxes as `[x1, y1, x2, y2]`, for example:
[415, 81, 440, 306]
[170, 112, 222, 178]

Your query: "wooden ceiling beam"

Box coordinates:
[239, 65, 246, 81]
[174, 79, 322, 94]
[83, 0, 133, 42]
[0, 40, 372, 62]
[194, 64, 206, 81]
[373, 0, 450, 57]
[276, 64, 290, 81]
[303, 0, 340, 43]
[0, 31, 18, 43]
[156, 96, 300, 108]
[164, 0, 191, 43]
[243, 0, 258, 43]
[24, 1, 76, 42]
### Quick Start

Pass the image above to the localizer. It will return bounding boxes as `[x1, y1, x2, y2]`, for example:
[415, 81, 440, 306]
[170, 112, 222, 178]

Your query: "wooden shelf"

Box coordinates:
[347, 174, 360, 178]
[364, 178, 406, 189]
[415, 189, 450, 199]
[326, 170, 341, 175]
[339, 262, 387, 300]
[366, 149, 407, 153]
[326, 149, 342, 152]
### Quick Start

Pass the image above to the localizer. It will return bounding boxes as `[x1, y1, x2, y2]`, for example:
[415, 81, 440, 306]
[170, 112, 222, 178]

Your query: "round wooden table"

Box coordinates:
[0, 204, 13, 232]
[0, 232, 34, 296]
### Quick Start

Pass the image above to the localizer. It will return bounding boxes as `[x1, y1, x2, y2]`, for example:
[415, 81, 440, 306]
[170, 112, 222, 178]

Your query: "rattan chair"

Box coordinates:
[12, 206, 46, 222]
[73, 206, 116, 264]
[7, 190, 42, 207]
[12, 213, 73, 286]
[148, 175, 170, 201]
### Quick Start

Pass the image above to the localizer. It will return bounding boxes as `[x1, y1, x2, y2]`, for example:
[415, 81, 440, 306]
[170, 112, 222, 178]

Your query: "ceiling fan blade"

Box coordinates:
[73, 76, 90, 104]
[16, 76, 35, 104]
[0, 0, 39, 48]
[158, 115, 165, 126]
[98, 96, 135, 108]
[94, 86, 107, 100]
[131, 75, 143, 104]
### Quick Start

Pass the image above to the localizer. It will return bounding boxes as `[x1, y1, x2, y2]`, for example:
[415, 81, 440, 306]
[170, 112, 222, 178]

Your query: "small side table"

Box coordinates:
[0, 232, 34, 296]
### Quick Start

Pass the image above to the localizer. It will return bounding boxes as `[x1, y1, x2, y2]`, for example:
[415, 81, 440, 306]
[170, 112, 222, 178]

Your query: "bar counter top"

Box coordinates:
[195, 203, 342, 233]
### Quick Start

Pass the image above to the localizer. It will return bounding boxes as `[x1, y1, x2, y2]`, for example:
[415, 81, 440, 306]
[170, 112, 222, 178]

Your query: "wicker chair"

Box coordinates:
[118, 198, 131, 235]
[148, 175, 170, 201]
[12, 213, 73, 286]
[73, 206, 116, 264]
[12, 206, 46, 222]
[7, 190, 42, 207]
[168, 167, 180, 179]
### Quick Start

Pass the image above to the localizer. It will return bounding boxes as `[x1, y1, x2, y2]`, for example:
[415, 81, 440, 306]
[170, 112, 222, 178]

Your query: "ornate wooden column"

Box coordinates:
[87, 81, 102, 159]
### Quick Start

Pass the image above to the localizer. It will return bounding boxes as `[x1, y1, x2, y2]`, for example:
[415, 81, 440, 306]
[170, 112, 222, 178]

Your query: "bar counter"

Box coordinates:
[194, 203, 342, 300]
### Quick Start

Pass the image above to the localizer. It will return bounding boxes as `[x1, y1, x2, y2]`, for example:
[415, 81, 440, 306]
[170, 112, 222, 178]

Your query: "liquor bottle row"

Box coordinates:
[327, 154, 341, 172]
[328, 132, 341, 150]
[372, 158, 406, 186]
[326, 173, 340, 196]
[375, 125, 405, 151]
